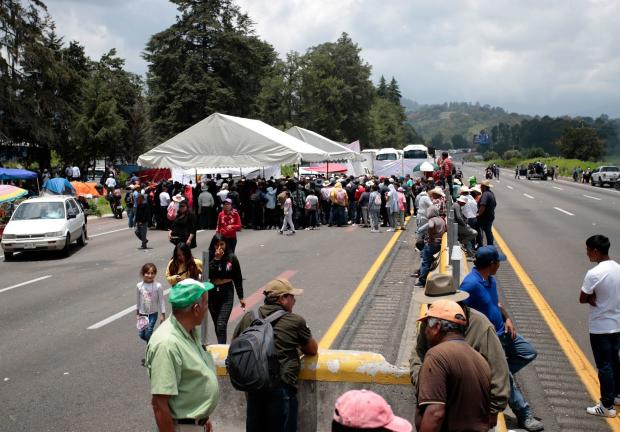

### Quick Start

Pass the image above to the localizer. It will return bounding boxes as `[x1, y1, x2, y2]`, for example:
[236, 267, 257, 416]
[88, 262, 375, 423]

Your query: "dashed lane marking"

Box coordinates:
[523, 193, 534, 199]
[506, 185, 514, 190]
[493, 228, 620, 431]
[553, 186, 563, 190]
[0, 275, 53, 294]
[89, 227, 129, 238]
[554, 207, 574, 216]
[583, 194, 602, 201]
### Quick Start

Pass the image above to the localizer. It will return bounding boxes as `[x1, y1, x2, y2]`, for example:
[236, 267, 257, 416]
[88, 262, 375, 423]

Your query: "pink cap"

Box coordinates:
[333, 390, 412, 432]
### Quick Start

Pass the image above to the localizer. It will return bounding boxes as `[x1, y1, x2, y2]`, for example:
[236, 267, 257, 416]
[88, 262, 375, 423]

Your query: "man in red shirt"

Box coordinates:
[439, 151, 454, 192]
[216, 198, 242, 253]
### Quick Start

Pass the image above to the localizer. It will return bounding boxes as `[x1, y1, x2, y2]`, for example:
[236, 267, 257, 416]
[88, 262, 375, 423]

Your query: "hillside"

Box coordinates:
[406, 101, 530, 143]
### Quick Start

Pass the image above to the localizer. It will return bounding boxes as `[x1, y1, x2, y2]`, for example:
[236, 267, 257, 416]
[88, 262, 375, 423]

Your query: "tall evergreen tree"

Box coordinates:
[387, 77, 401, 104]
[144, 0, 277, 142]
[377, 76, 387, 98]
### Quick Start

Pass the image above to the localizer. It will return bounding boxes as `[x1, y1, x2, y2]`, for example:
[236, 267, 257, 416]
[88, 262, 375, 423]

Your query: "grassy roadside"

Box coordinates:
[484, 157, 620, 177]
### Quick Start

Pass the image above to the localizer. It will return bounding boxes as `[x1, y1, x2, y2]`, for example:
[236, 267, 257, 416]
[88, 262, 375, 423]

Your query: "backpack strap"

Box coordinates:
[263, 309, 288, 324]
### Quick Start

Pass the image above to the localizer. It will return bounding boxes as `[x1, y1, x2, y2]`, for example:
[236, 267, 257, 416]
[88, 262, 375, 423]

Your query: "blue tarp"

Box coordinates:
[0, 168, 38, 180]
[42, 178, 75, 195]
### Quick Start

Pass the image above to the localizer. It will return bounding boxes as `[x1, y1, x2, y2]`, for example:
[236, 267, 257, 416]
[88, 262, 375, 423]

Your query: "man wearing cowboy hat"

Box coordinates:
[410, 273, 509, 428]
[415, 298, 492, 432]
[477, 179, 496, 246]
[428, 186, 447, 220]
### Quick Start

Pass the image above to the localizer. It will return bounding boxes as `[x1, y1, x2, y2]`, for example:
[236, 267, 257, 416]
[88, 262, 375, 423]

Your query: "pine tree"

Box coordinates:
[387, 77, 401, 104]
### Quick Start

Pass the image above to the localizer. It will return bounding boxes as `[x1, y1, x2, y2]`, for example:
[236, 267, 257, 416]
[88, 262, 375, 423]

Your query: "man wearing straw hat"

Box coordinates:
[410, 273, 509, 428]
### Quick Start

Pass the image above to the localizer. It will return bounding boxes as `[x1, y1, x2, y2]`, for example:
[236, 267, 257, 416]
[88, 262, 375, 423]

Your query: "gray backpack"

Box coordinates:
[226, 309, 287, 392]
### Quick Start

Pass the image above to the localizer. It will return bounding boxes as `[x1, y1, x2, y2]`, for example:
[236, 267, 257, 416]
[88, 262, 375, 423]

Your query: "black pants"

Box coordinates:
[247, 383, 298, 432]
[208, 282, 235, 344]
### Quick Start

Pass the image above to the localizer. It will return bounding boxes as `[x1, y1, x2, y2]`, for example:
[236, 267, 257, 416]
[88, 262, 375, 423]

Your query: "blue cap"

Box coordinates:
[474, 246, 506, 267]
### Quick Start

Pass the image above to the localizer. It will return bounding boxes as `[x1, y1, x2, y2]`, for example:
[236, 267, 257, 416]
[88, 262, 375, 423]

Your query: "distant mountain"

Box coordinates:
[405, 101, 531, 143]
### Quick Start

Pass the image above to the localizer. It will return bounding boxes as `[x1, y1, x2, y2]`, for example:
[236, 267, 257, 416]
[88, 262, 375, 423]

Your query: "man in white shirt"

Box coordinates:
[71, 165, 81, 180]
[158, 188, 171, 230]
[105, 175, 117, 190]
[580, 235, 620, 418]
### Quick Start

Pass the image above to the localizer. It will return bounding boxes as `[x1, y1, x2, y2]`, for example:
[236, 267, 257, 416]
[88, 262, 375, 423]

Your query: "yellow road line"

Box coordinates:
[319, 220, 406, 349]
[493, 227, 620, 430]
[497, 413, 508, 432]
[439, 233, 448, 273]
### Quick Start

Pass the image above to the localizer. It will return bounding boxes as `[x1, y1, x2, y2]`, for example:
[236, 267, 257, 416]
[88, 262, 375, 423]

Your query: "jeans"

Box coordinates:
[134, 223, 148, 247]
[281, 212, 295, 232]
[138, 312, 158, 342]
[369, 209, 380, 230]
[208, 282, 235, 344]
[500, 333, 538, 419]
[418, 243, 440, 286]
[360, 206, 369, 226]
[246, 384, 298, 432]
[305, 209, 318, 228]
[127, 207, 135, 228]
[590, 332, 620, 408]
[348, 201, 356, 222]
[478, 219, 494, 246]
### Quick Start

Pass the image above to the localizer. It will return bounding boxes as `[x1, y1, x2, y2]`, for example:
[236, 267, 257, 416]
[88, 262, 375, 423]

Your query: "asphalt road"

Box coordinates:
[464, 163, 620, 365]
[0, 217, 394, 432]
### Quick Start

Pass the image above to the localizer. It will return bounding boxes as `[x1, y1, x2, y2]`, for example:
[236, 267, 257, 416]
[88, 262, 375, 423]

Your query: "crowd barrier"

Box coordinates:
[207, 346, 414, 432]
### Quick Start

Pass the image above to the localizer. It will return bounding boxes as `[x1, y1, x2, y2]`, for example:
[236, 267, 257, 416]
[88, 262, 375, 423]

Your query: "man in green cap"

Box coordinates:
[146, 278, 219, 431]
[233, 278, 318, 432]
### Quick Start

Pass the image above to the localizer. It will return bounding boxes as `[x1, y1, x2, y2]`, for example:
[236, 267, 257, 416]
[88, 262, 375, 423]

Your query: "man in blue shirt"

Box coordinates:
[460, 246, 544, 432]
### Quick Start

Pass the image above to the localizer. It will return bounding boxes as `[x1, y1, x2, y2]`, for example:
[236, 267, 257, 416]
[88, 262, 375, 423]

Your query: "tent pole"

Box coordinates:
[327, 161, 329, 178]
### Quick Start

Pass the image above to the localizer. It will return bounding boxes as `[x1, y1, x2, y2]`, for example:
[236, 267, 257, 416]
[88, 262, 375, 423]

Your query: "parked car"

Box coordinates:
[590, 166, 619, 187]
[1, 195, 87, 260]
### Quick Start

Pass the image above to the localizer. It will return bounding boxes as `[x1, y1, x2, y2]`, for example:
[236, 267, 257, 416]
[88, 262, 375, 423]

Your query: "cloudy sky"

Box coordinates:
[46, 0, 620, 117]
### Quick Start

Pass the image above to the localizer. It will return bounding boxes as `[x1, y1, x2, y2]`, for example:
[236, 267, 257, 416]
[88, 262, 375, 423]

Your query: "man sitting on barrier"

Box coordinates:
[460, 246, 544, 432]
[410, 273, 509, 428]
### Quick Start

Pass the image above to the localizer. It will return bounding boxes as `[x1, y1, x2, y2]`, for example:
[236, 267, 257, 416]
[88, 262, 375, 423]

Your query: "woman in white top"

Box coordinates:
[136, 263, 166, 344]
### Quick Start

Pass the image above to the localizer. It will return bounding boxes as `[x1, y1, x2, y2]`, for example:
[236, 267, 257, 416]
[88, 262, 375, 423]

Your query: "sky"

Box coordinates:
[45, 0, 620, 118]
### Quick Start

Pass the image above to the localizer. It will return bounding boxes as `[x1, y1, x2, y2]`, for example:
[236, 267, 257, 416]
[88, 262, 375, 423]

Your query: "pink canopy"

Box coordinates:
[305, 163, 348, 173]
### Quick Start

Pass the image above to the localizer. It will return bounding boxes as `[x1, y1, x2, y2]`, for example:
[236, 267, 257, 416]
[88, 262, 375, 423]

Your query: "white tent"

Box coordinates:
[137, 113, 328, 169]
[285, 126, 363, 162]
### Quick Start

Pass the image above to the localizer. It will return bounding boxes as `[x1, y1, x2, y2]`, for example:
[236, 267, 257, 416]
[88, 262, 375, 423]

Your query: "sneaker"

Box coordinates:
[586, 403, 616, 418]
[386, 228, 394, 232]
[279, 230, 283, 235]
[615, 395, 620, 405]
[305, 227, 311, 231]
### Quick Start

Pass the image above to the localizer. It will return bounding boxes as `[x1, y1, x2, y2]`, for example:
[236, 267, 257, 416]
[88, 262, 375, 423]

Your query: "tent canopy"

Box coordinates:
[42, 178, 75, 195]
[0, 168, 38, 181]
[285, 126, 363, 162]
[137, 113, 328, 169]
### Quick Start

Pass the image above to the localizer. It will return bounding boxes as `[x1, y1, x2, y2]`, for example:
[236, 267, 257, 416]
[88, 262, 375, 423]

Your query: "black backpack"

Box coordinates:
[124, 191, 134, 206]
[226, 309, 287, 392]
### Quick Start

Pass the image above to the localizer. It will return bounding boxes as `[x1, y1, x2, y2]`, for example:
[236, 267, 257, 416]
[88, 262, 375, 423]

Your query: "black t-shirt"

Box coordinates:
[478, 190, 496, 223]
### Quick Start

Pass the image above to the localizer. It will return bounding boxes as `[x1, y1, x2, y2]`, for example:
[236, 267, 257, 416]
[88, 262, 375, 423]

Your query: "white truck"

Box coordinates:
[590, 166, 619, 187]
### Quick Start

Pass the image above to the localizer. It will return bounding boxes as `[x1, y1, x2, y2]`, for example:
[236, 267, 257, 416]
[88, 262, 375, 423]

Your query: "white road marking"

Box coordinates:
[0, 275, 53, 294]
[507, 185, 514, 190]
[554, 207, 574, 216]
[553, 186, 563, 190]
[89, 227, 129, 238]
[87, 288, 171, 329]
[523, 193, 534, 199]
[583, 194, 602, 201]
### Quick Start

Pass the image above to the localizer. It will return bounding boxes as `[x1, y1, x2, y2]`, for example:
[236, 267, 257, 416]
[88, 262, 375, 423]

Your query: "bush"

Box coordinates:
[502, 149, 522, 160]
[524, 147, 547, 158]
[483, 151, 499, 161]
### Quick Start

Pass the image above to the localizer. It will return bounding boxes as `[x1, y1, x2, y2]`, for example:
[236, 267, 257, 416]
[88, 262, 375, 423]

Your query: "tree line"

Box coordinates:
[1, 0, 419, 171]
[488, 115, 620, 161]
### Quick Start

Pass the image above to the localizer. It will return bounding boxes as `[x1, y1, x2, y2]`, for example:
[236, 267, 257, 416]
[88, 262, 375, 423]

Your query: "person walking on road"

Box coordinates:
[368, 184, 382, 233]
[476, 180, 496, 246]
[146, 278, 219, 432]
[165, 243, 203, 287]
[232, 279, 318, 432]
[460, 246, 544, 431]
[580, 235, 620, 418]
[415, 299, 492, 432]
[279, 191, 295, 235]
[216, 198, 242, 252]
[197, 186, 215, 230]
[410, 273, 509, 429]
[136, 263, 165, 362]
[169, 200, 197, 248]
[134, 194, 150, 249]
[206, 233, 245, 344]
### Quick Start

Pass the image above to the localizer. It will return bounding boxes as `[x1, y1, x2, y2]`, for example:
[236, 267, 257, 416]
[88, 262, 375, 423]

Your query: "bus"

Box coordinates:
[375, 148, 400, 161]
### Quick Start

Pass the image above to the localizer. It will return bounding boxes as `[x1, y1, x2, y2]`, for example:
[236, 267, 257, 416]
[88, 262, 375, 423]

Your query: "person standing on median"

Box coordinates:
[410, 273, 510, 428]
[476, 180, 496, 246]
[580, 235, 620, 418]
[232, 279, 318, 432]
[460, 246, 544, 431]
[415, 299, 492, 432]
[145, 278, 218, 432]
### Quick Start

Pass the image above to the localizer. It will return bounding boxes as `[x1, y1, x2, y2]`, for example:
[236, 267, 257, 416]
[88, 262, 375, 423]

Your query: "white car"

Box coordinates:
[1, 195, 87, 260]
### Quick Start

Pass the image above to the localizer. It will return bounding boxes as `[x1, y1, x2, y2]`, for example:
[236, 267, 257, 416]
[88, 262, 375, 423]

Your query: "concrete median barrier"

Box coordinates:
[207, 345, 414, 432]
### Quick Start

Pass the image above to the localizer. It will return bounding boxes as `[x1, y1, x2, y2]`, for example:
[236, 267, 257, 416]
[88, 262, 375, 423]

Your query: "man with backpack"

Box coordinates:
[230, 279, 318, 432]
[330, 182, 348, 227]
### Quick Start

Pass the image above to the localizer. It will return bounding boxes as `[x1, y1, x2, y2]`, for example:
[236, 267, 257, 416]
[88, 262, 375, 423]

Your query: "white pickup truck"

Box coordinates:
[590, 166, 619, 187]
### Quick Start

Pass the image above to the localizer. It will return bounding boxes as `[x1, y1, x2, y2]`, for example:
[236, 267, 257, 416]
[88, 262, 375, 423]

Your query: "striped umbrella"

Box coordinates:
[0, 184, 28, 203]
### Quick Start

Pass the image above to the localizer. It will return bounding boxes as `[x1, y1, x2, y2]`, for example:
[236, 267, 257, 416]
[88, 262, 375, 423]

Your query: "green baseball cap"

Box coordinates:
[169, 278, 215, 308]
